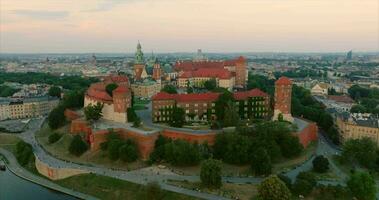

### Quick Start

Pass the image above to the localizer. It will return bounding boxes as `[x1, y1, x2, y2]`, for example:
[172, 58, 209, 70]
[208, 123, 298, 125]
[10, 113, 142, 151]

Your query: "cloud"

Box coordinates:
[83, 0, 129, 12]
[11, 10, 69, 20]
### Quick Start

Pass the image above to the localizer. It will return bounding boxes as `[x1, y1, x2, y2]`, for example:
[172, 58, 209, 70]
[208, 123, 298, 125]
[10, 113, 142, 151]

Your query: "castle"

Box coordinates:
[84, 75, 132, 123]
[175, 56, 247, 90]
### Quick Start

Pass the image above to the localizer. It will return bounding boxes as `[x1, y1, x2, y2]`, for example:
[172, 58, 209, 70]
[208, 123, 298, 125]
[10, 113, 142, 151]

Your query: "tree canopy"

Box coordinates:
[69, 135, 88, 156]
[48, 86, 62, 98]
[105, 83, 118, 97]
[84, 102, 104, 121]
[258, 175, 291, 200]
[161, 85, 177, 94]
[347, 172, 376, 200]
[200, 158, 222, 189]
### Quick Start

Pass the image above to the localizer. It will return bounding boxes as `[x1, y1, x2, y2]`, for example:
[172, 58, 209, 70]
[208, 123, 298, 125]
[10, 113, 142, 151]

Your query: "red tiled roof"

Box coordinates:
[152, 92, 220, 102]
[113, 85, 129, 93]
[176, 93, 220, 102]
[233, 88, 269, 100]
[152, 92, 175, 101]
[276, 76, 292, 85]
[86, 83, 112, 101]
[328, 95, 354, 103]
[179, 68, 232, 79]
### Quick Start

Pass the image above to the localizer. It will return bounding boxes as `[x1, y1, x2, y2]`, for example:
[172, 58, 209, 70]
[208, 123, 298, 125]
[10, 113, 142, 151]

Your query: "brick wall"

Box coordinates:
[295, 122, 318, 148]
[161, 129, 217, 145]
[64, 109, 80, 121]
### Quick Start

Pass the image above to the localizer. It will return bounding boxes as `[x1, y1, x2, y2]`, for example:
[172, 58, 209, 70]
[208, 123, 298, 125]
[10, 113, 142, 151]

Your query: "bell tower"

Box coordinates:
[134, 41, 146, 81]
[152, 58, 162, 81]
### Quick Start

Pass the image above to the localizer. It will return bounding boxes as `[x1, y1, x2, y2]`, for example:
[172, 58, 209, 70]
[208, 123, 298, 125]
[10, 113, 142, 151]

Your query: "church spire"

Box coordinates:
[135, 41, 144, 64]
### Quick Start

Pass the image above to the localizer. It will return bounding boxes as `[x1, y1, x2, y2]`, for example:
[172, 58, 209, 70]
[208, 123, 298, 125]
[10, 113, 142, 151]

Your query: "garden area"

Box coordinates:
[55, 174, 198, 200]
[35, 123, 147, 171]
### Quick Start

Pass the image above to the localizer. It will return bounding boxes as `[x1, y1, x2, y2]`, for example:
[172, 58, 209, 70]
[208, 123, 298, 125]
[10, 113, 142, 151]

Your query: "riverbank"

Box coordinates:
[0, 148, 98, 200]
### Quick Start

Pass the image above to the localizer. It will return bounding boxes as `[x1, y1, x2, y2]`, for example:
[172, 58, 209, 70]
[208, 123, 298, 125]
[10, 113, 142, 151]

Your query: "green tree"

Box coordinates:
[133, 117, 141, 128]
[108, 139, 123, 160]
[48, 132, 62, 144]
[258, 175, 291, 200]
[223, 101, 239, 127]
[252, 148, 272, 176]
[292, 172, 316, 196]
[341, 137, 377, 169]
[48, 86, 62, 98]
[84, 102, 104, 121]
[105, 83, 118, 96]
[48, 106, 66, 129]
[127, 107, 138, 122]
[69, 135, 88, 156]
[16, 141, 34, 166]
[350, 104, 366, 113]
[161, 85, 177, 94]
[204, 79, 217, 91]
[200, 158, 222, 189]
[214, 91, 233, 123]
[347, 172, 376, 200]
[169, 107, 185, 128]
[119, 140, 138, 162]
[312, 155, 329, 173]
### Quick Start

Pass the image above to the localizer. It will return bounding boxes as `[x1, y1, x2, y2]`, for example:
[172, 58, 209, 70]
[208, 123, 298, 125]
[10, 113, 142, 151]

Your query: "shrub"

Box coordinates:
[200, 159, 222, 189]
[48, 132, 62, 144]
[312, 155, 329, 173]
[15, 141, 34, 166]
[69, 135, 88, 156]
[258, 175, 291, 200]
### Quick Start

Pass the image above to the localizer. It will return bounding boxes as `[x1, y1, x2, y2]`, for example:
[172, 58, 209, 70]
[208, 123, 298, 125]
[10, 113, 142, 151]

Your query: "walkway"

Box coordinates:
[7, 116, 379, 200]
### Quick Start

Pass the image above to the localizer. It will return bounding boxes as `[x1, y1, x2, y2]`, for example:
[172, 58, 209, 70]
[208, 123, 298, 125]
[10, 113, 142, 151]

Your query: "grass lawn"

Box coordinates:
[273, 141, 317, 173]
[56, 173, 199, 200]
[167, 179, 258, 200]
[36, 124, 148, 171]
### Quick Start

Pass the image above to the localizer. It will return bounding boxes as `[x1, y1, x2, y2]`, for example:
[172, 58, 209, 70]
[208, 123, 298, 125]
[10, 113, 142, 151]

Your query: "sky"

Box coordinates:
[1, 0, 378, 53]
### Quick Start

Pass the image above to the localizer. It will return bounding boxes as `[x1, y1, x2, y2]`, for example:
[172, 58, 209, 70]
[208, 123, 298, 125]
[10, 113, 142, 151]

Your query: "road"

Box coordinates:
[5, 116, 378, 200]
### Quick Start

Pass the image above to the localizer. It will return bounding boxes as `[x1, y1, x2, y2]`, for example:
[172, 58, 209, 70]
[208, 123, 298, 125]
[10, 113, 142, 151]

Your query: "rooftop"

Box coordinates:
[275, 76, 292, 85]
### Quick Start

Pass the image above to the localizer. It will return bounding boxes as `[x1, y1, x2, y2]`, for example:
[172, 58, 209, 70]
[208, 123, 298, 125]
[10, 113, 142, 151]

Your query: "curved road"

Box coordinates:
[5, 116, 377, 200]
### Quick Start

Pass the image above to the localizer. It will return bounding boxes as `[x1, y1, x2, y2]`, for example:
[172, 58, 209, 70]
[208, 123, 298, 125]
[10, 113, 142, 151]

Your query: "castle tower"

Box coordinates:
[152, 58, 162, 81]
[235, 56, 247, 87]
[273, 76, 293, 122]
[112, 85, 131, 123]
[134, 41, 146, 81]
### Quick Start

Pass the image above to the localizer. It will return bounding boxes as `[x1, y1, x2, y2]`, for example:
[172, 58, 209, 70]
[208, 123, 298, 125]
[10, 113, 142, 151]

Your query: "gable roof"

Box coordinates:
[233, 88, 269, 100]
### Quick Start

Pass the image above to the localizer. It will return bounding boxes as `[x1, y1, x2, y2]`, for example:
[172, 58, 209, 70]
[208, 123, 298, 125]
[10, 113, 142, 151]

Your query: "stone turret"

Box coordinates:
[273, 76, 294, 122]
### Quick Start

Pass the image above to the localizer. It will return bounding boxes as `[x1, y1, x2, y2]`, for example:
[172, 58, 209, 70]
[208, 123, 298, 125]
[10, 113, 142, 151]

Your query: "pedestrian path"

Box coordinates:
[0, 148, 99, 200]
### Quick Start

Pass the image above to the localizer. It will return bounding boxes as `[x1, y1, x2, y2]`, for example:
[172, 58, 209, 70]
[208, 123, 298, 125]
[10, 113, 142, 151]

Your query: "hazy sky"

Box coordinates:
[1, 0, 378, 53]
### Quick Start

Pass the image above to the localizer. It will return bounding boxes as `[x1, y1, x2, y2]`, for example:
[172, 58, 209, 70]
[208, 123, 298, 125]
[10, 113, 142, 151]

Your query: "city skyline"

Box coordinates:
[1, 0, 378, 53]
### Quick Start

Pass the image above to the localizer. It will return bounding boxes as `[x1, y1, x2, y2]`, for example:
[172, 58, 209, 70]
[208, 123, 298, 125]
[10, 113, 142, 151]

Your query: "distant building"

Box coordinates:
[131, 80, 161, 99]
[175, 56, 247, 89]
[337, 113, 379, 146]
[194, 49, 207, 61]
[346, 50, 353, 61]
[311, 83, 329, 96]
[84, 75, 132, 123]
[273, 76, 293, 122]
[0, 96, 59, 120]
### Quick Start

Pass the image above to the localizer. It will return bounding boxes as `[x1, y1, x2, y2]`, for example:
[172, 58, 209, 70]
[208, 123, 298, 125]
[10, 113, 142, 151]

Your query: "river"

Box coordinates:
[0, 168, 77, 200]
